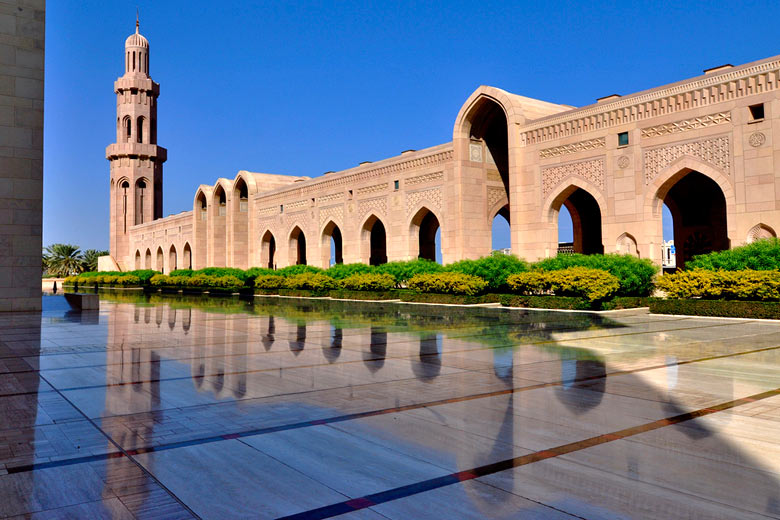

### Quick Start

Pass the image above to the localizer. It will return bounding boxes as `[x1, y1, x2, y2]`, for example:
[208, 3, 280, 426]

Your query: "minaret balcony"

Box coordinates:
[114, 77, 159, 95]
[106, 142, 167, 162]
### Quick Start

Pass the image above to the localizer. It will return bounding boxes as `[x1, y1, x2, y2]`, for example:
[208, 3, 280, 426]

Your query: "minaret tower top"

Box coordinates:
[106, 19, 166, 270]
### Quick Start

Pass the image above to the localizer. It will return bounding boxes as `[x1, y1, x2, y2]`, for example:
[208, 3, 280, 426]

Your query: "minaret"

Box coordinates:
[106, 18, 166, 270]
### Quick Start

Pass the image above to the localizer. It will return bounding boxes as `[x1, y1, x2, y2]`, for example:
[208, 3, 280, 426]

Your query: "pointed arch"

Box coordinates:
[169, 244, 178, 272]
[409, 206, 442, 262]
[144, 248, 152, 269]
[183, 242, 192, 269]
[544, 179, 606, 255]
[616, 232, 639, 257]
[746, 223, 777, 244]
[134, 250, 141, 270]
[289, 225, 307, 265]
[134, 177, 150, 225]
[193, 188, 209, 269]
[260, 230, 276, 269]
[231, 176, 250, 268]
[320, 220, 343, 268]
[156, 246, 164, 273]
[211, 183, 228, 267]
[361, 214, 388, 265]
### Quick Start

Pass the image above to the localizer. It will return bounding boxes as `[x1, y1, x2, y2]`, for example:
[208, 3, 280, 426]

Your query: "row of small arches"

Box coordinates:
[135, 243, 192, 272]
[118, 116, 155, 144]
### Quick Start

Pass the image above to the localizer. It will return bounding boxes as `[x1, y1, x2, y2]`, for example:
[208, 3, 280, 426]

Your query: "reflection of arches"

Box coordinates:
[134, 250, 141, 270]
[616, 232, 639, 257]
[261, 230, 276, 269]
[556, 358, 606, 414]
[547, 183, 604, 255]
[657, 170, 729, 269]
[169, 245, 177, 271]
[289, 324, 306, 354]
[746, 223, 776, 244]
[183, 242, 192, 269]
[323, 327, 342, 363]
[289, 226, 307, 265]
[363, 327, 387, 372]
[361, 214, 387, 266]
[144, 248, 152, 269]
[156, 246, 164, 273]
[412, 334, 441, 382]
[410, 207, 441, 262]
[321, 221, 343, 268]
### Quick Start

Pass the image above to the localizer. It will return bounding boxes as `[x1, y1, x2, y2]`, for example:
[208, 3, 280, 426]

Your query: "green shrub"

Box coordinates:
[284, 272, 336, 291]
[169, 269, 195, 277]
[76, 270, 157, 283]
[507, 267, 620, 302]
[340, 273, 396, 291]
[194, 267, 249, 281]
[649, 299, 780, 319]
[400, 291, 499, 304]
[254, 275, 287, 289]
[376, 259, 443, 285]
[407, 272, 487, 296]
[63, 276, 78, 285]
[500, 294, 593, 310]
[687, 238, 780, 271]
[276, 265, 324, 277]
[532, 254, 657, 297]
[114, 274, 141, 286]
[245, 267, 276, 281]
[444, 254, 528, 291]
[125, 270, 157, 282]
[655, 269, 780, 301]
[326, 263, 374, 280]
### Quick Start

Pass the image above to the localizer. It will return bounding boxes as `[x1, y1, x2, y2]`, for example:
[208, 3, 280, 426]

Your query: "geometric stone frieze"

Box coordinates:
[319, 205, 344, 227]
[539, 137, 605, 159]
[541, 157, 605, 197]
[405, 187, 442, 216]
[487, 186, 507, 209]
[358, 197, 387, 220]
[406, 170, 444, 186]
[643, 135, 730, 184]
[641, 111, 731, 138]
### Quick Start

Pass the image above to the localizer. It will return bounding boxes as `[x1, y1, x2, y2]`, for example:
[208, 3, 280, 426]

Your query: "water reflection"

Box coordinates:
[363, 327, 387, 372]
[412, 334, 441, 382]
[322, 327, 342, 363]
[289, 324, 306, 354]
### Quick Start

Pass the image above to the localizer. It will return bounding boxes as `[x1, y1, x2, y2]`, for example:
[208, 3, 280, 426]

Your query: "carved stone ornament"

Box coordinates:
[749, 132, 766, 148]
[617, 155, 630, 169]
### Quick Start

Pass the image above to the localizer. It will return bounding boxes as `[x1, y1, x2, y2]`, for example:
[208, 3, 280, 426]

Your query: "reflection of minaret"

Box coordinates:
[289, 324, 306, 354]
[322, 326, 342, 363]
[493, 347, 513, 381]
[363, 327, 387, 372]
[412, 334, 441, 381]
[261, 315, 275, 351]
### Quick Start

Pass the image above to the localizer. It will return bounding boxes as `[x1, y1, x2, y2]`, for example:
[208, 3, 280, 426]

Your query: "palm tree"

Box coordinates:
[81, 249, 109, 272]
[43, 244, 84, 277]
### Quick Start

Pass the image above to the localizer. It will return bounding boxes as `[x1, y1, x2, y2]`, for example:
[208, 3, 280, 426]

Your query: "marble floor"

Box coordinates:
[1, 292, 779, 519]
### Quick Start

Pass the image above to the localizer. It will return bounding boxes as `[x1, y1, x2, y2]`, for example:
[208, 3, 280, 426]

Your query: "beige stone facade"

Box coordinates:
[0, 0, 44, 311]
[107, 26, 780, 272]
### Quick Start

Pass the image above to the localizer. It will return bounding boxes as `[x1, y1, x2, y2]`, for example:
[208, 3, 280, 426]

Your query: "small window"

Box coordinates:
[280, 204, 284, 214]
[348, 189, 353, 199]
[618, 132, 629, 147]
[394, 180, 399, 190]
[749, 103, 764, 121]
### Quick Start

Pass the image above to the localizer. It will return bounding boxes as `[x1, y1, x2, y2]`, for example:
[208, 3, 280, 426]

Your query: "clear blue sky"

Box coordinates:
[43, 1, 780, 251]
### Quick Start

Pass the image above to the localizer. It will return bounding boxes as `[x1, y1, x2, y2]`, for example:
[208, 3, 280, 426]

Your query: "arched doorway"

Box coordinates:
[321, 221, 343, 267]
[169, 245, 177, 272]
[491, 204, 510, 253]
[183, 242, 192, 269]
[156, 247, 164, 273]
[551, 186, 603, 255]
[194, 191, 208, 269]
[410, 207, 441, 262]
[660, 171, 728, 269]
[212, 185, 227, 267]
[134, 250, 141, 270]
[232, 177, 249, 268]
[362, 215, 387, 266]
[289, 226, 307, 265]
[261, 231, 276, 269]
[144, 248, 152, 269]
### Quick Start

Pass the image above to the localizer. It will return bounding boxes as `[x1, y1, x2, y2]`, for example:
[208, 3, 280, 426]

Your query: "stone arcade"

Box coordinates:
[104, 24, 780, 273]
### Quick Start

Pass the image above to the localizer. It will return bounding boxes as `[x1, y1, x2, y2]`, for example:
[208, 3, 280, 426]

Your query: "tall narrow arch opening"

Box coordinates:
[156, 247, 164, 273]
[212, 185, 227, 267]
[410, 208, 441, 263]
[144, 248, 152, 269]
[362, 215, 387, 266]
[134, 250, 141, 270]
[124, 116, 131, 142]
[321, 221, 343, 268]
[659, 170, 728, 269]
[119, 180, 130, 234]
[551, 187, 603, 255]
[183, 242, 192, 270]
[134, 179, 148, 225]
[194, 192, 208, 269]
[232, 178, 250, 268]
[261, 231, 276, 269]
[491, 205, 510, 253]
[169, 245, 177, 272]
[289, 226, 307, 265]
[136, 116, 145, 143]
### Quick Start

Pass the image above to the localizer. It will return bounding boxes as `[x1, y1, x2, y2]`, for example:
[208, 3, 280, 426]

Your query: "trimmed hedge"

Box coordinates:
[399, 292, 500, 305]
[444, 254, 528, 291]
[276, 265, 324, 277]
[650, 299, 780, 319]
[278, 288, 331, 298]
[532, 254, 657, 297]
[329, 289, 399, 301]
[325, 263, 374, 280]
[507, 267, 620, 302]
[149, 274, 245, 292]
[340, 273, 396, 292]
[253, 275, 287, 290]
[687, 238, 780, 271]
[655, 270, 780, 301]
[284, 273, 337, 291]
[407, 272, 487, 296]
[500, 294, 593, 310]
[375, 259, 443, 285]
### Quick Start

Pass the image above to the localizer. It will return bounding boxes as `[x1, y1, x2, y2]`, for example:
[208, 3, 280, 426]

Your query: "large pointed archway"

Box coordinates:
[361, 215, 387, 266]
[549, 184, 604, 255]
[289, 226, 307, 265]
[321, 221, 343, 268]
[409, 207, 441, 262]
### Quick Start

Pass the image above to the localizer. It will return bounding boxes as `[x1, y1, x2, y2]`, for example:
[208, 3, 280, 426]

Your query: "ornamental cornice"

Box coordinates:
[521, 57, 780, 146]
[539, 138, 605, 159]
[641, 111, 731, 138]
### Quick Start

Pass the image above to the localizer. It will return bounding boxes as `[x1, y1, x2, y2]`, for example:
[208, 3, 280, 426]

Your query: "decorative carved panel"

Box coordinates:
[405, 187, 442, 216]
[488, 186, 507, 209]
[641, 111, 731, 138]
[358, 197, 387, 220]
[643, 135, 730, 184]
[319, 205, 344, 227]
[406, 170, 444, 186]
[541, 158, 605, 197]
[539, 137, 605, 159]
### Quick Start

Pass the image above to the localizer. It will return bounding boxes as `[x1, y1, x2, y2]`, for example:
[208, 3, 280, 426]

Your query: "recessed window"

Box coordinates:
[394, 180, 399, 190]
[280, 204, 284, 214]
[749, 103, 765, 121]
[618, 132, 629, 147]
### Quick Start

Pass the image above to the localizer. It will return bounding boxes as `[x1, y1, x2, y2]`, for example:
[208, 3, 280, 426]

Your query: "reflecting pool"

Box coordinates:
[1, 293, 779, 519]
